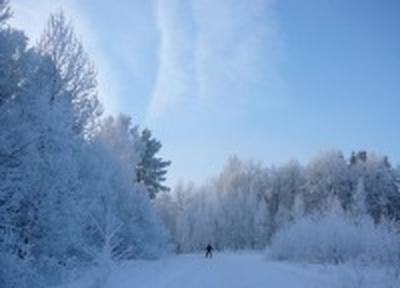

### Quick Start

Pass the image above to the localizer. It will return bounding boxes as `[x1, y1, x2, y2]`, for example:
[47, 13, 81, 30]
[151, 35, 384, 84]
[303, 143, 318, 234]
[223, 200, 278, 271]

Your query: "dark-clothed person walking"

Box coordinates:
[205, 244, 213, 258]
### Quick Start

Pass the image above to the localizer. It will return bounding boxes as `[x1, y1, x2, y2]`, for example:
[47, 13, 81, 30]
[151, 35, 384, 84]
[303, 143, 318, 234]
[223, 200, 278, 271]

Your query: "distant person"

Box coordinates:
[205, 244, 213, 258]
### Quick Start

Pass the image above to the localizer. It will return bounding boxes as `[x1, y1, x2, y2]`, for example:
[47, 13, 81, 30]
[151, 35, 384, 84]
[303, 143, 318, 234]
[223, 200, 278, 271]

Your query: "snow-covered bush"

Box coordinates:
[269, 210, 400, 266]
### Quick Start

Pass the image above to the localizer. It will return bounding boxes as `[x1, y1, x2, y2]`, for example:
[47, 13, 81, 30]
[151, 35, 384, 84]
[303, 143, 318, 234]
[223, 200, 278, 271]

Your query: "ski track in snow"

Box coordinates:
[105, 253, 342, 288]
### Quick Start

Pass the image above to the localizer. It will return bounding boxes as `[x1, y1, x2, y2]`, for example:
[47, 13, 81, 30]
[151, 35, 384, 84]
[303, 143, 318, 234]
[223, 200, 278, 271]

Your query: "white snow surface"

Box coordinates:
[63, 252, 398, 288]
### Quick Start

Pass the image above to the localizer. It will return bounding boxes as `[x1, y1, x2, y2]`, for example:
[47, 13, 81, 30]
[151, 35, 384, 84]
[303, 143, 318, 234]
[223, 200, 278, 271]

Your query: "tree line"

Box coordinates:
[155, 150, 400, 252]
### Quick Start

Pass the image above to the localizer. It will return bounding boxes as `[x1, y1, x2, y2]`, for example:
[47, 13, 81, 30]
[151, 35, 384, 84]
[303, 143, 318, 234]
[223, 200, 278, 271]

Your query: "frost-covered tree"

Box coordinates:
[349, 152, 400, 222]
[77, 139, 167, 263]
[253, 199, 271, 248]
[158, 157, 275, 252]
[352, 177, 367, 219]
[172, 182, 196, 252]
[272, 160, 304, 229]
[38, 10, 102, 137]
[154, 191, 178, 244]
[136, 128, 171, 199]
[269, 208, 400, 265]
[0, 15, 26, 107]
[99, 115, 143, 179]
[363, 154, 400, 222]
[0, 4, 168, 287]
[304, 150, 351, 213]
[0, 1, 40, 263]
[1, 29, 84, 287]
[157, 151, 400, 253]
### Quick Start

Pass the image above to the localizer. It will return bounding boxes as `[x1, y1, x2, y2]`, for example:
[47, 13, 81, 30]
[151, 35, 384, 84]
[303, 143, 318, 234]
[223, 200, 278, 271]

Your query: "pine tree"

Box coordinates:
[136, 128, 171, 199]
[0, 0, 11, 25]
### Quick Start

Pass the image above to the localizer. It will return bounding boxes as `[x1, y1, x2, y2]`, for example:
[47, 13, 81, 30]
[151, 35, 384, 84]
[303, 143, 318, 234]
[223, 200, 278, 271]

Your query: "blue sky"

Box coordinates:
[11, 0, 400, 185]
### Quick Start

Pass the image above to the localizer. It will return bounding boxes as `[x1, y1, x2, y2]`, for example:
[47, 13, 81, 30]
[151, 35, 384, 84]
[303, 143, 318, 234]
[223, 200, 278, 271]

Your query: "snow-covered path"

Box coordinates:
[105, 253, 343, 288]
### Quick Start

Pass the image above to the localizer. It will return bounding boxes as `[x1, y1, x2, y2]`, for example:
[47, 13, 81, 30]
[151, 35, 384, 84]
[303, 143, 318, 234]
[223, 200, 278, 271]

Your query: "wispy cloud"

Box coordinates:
[10, 0, 286, 123]
[147, 0, 197, 121]
[147, 0, 285, 122]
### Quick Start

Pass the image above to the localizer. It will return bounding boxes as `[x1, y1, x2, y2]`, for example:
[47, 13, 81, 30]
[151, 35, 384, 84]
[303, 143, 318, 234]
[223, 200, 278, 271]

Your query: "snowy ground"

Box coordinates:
[64, 252, 399, 288]
[108, 253, 338, 288]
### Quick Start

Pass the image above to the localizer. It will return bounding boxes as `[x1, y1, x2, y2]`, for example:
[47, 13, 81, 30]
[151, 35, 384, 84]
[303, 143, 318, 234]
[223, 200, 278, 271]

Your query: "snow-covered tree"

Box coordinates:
[253, 199, 271, 248]
[0, 17, 26, 107]
[352, 177, 367, 219]
[272, 160, 304, 229]
[78, 139, 167, 263]
[154, 191, 178, 244]
[270, 208, 399, 266]
[98, 115, 143, 180]
[157, 151, 400, 254]
[0, 4, 168, 287]
[363, 154, 400, 222]
[38, 10, 102, 137]
[304, 150, 351, 213]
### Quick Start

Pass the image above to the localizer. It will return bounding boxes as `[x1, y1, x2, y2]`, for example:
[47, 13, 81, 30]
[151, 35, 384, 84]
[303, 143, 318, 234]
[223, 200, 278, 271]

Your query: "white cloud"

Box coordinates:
[147, 0, 286, 122]
[9, 0, 286, 122]
[147, 0, 197, 122]
[9, 0, 121, 115]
